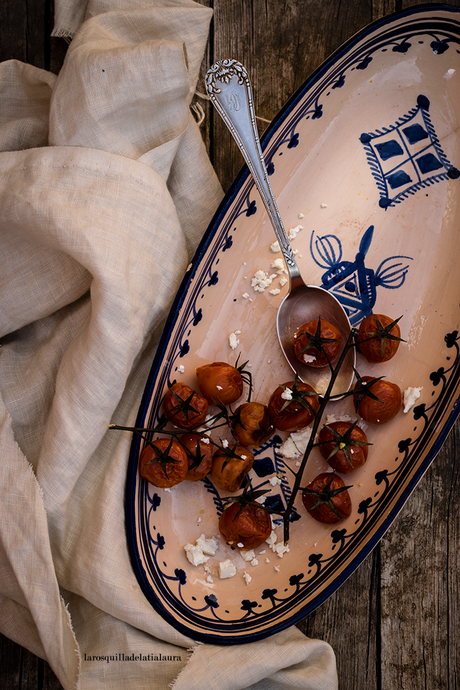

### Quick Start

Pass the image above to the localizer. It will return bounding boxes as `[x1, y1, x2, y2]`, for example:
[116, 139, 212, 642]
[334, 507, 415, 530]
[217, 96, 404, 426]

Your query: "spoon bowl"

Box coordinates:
[205, 59, 355, 396]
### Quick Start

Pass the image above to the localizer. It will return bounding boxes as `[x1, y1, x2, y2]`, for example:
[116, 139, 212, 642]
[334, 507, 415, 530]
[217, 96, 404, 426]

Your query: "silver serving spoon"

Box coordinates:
[205, 59, 355, 396]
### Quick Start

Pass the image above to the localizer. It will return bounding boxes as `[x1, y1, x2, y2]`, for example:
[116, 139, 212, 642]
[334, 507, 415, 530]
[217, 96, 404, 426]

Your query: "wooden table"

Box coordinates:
[1, 1, 459, 688]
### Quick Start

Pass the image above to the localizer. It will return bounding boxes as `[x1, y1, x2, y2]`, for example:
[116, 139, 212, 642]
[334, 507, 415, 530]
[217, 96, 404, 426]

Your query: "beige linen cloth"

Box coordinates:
[0, 0, 339, 688]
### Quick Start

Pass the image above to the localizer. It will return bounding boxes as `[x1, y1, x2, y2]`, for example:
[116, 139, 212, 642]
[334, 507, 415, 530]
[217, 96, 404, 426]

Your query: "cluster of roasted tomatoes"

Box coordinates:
[299, 313, 403, 524]
[138, 314, 404, 545]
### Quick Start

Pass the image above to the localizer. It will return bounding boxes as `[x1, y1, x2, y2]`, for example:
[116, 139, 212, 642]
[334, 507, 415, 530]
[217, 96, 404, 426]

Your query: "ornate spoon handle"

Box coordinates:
[205, 59, 301, 284]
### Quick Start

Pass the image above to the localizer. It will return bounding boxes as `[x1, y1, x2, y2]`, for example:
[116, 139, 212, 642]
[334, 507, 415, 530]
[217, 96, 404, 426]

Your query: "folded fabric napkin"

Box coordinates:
[0, 1, 339, 687]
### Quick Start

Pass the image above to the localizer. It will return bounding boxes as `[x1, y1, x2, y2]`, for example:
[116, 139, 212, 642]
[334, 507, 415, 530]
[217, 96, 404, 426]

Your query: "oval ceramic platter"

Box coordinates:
[125, 4, 460, 643]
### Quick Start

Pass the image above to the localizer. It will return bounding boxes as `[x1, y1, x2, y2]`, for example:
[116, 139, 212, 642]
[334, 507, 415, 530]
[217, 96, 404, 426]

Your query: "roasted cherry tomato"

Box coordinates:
[302, 472, 352, 524]
[318, 421, 369, 473]
[139, 438, 188, 488]
[267, 379, 319, 432]
[219, 502, 272, 549]
[180, 433, 213, 481]
[353, 376, 402, 424]
[357, 314, 402, 363]
[196, 361, 244, 405]
[232, 402, 274, 448]
[163, 382, 208, 429]
[294, 319, 343, 367]
[211, 444, 254, 492]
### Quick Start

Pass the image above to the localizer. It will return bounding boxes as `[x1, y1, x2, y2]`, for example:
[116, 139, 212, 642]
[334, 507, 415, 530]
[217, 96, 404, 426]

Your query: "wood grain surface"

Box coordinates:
[1, 1, 459, 688]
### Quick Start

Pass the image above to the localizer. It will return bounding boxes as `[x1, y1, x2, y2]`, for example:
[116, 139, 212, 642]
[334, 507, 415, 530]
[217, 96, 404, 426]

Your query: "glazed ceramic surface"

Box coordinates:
[125, 5, 460, 643]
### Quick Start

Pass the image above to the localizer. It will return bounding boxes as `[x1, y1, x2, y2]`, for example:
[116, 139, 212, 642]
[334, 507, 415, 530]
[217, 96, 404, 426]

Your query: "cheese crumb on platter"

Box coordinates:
[219, 559, 237, 579]
[228, 332, 240, 349]
[251, 269, 274, 292]
[403, 386, 423, 413]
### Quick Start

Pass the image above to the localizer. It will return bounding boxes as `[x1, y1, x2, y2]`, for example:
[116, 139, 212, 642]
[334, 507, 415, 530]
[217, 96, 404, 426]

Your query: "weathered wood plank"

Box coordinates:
[379, 421, 460, 689]
[297, 547, 380, 690]
[210, 0, 376, 190]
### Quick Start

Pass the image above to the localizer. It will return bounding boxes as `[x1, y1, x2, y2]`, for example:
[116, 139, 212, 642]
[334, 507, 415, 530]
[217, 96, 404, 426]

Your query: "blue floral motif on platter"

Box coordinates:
[310, 225, 412, 325]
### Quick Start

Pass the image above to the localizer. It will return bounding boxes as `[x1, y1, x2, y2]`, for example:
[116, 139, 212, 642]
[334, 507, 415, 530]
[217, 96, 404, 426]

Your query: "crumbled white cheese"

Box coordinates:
[298, 212, 304, 218]
[445, 68, 456, 79]
[222, 439, 229, 448]
[195, 534, 219, 556]
[266, 530, 277, 547]
[184, 543, 209, 566]
[403, 386, 423, 413]
[206, 575, 214, 583]
[242, 292, 249, 299]
[320, 203, 328, 208]
[275, 542, 290, 558]
[279, 277, 288, 287]
[258, 550, 266, 555]
[279, 427, 313, 458]
[303, 353, 316, 364]
[265, 557, 271, 563]
[219, 559, 237, 579]
[274, 565, 280, 572]
[270, 240, 281, 253]
[177, 364, 185, 374]
[269, 476, 282, 486]
[228, 332, 240, 349]
[255, 495, 266, 505]
[250, 558, 259, 567]
[243, 571, 252, 585]
[269, 288, 281, 296]
[288, 224, 303, 240]
[324, 413, 367, 431]
[251, 269, 274, 292]
[240, 549, 255, 562]
[216, 385, 223, 390]
[281, 387, 293, 401]
[270, 258, 287, 274]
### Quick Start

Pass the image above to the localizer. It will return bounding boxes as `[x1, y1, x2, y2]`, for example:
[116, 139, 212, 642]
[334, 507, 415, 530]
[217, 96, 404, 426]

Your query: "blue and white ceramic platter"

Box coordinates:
[126, 4, 460, 643]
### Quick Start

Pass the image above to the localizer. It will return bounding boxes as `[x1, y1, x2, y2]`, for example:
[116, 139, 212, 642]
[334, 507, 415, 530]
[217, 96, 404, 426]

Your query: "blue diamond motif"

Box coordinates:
[360, 94, 458, 208]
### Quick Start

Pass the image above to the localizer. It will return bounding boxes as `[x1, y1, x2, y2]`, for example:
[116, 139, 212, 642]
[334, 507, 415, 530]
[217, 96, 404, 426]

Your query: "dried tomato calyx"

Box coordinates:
[216, 443, 250, 471]
[222, 483, 271, 521]
[302, 474, 353, 521]
[297, 317, 342, 359]
[358, 315, 405, 356]
[143, 438, 181, 479]
[234, 354, 253, 402]
[278, 376, 318, 414]
[318, 421, 370, 469]
[352, 370, 384, 411]
[181, 436, 210, 471]
[168, 387, 202, 423]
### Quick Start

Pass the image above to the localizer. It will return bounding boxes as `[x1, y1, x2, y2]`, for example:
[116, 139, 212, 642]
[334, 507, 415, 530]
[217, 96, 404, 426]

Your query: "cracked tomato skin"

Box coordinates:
[219, 502, 272, 549]
[163, 381, 209, 429]
[139, 438, 188, 488]
[318, 421, 369, 473]
[232, 402, 274, 448]
[268, 380, 319, 432]
[353, 376, 402, 424]
[293, 319, 343, 367]
[357, 314, 401, 363]
[181, 433, 213, 481]
[196, 361, 244, 405]
[211, 445, 254, 492]
[302, 473, 352, 524]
